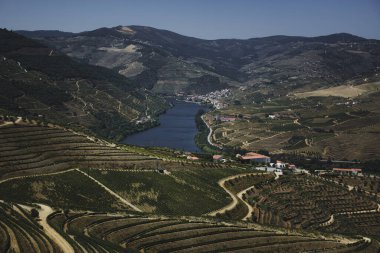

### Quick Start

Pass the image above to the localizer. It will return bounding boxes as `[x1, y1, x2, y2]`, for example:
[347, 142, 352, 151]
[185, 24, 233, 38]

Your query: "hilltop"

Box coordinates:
[18, 26, 380, 95]
[0, 29, 168, 140]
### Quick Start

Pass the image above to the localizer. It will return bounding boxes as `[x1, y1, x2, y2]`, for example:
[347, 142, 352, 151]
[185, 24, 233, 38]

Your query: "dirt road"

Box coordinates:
[76, 169, 142, 212]
[38, 204, 74, 253]
[208, 173, 264, 217]
[237, 185, 256, 220]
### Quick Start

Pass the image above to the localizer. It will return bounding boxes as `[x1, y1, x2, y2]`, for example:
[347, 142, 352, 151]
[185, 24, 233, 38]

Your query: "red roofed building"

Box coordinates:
[333, 168, 362, 175]
[213, 155, 223, 161]
[187, 156, 199, 161]
[241, 152, 270, 163]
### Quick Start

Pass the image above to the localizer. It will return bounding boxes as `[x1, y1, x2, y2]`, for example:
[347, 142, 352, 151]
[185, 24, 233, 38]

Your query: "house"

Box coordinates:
[240, 152, 271, 163]
[275, 160, 286, 169]
[274, 169, 283, 178]
[187, 156, 199, 161]
[332, 168, 362, 176]
[213, 155, 223, 161]
[268, 114, 276, 119]
[288, 164, 297, 170]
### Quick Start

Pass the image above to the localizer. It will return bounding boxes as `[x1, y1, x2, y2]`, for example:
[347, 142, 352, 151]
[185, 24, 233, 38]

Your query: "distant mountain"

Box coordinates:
[16, 30, 74, 38]
[0, 28, 167, 140]
[18, 26, 380, 95]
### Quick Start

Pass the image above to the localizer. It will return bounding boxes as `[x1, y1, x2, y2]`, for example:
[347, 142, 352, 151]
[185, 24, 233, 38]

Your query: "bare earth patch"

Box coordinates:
[118, 61, 146, 77]
[116, 26, 136, 35]
[293, 81, 380, 98]
[294, 85, 366, 98]
[98, 44, 138, 53]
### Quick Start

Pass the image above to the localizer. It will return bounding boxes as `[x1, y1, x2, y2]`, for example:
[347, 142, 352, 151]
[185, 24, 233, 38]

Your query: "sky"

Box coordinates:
[0, 0, 379, 39]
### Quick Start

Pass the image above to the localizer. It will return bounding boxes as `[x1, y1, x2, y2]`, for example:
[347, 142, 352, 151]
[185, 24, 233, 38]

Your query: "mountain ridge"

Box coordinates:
[17, 25, 380, 95]
[0, 28, 168, 140]
[16, 25, 373, 41]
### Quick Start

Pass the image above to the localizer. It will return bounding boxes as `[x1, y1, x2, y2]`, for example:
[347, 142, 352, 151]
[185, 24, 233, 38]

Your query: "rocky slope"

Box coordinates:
[18, 26, 380, 95]
[0, 29, 168, 140]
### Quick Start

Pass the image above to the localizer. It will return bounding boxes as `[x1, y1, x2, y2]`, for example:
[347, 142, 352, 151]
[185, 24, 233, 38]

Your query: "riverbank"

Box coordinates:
[122, 100, 206, 153]
[194, 110, 223, 154]
[201, 115, 223, 150]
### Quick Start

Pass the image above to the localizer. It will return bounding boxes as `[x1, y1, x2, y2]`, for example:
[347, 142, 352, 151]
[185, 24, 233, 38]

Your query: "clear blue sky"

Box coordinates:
[1, 0, 379, 39]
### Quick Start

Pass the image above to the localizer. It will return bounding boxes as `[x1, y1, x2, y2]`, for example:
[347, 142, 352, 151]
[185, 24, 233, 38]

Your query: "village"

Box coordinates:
[185, 150, 369, 180]
[179, 89, 231, 109]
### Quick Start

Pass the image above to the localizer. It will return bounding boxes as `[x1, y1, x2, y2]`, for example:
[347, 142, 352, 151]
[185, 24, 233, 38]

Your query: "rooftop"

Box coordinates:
[332, 168, 362, 172]
[241, 152, 270, 160]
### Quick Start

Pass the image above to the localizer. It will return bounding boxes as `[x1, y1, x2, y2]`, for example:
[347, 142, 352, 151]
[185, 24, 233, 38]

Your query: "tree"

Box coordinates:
[30, 208, 39, 218]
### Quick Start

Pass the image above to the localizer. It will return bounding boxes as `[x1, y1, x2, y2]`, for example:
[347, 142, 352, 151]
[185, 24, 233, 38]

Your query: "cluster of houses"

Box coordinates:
[185, 149, 366, 179]
[135, 115, 152, 125]
[212, 151, 305, 176]
[182, 89, 231, 109]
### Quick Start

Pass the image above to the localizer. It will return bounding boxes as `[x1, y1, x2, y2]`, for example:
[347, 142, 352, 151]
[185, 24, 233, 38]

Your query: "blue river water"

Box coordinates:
[121, 100, 207, 153]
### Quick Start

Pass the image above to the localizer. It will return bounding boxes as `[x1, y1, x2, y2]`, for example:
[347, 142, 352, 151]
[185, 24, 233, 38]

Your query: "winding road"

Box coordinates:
[208, 175, 240, 216]
[201, 115, 223, 149]
[37, 204, 75, 253]
[237, 185, 256, 220]
[208, 173, 268, 219]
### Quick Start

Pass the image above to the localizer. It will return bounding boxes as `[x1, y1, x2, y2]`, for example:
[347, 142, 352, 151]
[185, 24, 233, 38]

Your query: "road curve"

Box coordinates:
[201, 115, 223, 149]
[207, 173, 265, 217]
[237, 185, 256, 220]
[38, 204, 75, 253]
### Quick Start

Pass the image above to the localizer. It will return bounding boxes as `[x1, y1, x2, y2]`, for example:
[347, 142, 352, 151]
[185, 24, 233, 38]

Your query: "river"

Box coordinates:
[121, 99, 207, 153]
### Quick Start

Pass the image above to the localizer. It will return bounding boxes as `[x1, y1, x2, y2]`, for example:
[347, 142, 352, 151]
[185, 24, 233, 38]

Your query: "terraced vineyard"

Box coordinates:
[324, 212, 380, 239]
[88, 168, 248, 215]
[0, 202, 63, 253]
[0, 169, 136, 211]
[210, 173, 275, 221]
[323, 174, 380, 197]
[206, 90, 380, 160]
[0, 122, 158, 180]
[1, 121, 380, 252]
[46, 211, 379, 253]
[243, 175, 380, 238]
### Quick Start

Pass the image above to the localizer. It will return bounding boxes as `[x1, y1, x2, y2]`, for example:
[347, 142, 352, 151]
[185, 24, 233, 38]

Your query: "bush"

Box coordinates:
[30, 208, 39, 218]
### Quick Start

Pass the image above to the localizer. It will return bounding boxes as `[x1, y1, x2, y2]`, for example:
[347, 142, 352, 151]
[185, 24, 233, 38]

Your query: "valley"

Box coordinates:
[0, 119, 380, 252]
[1, 20, 380, 253]
[202, 78, 380, 160]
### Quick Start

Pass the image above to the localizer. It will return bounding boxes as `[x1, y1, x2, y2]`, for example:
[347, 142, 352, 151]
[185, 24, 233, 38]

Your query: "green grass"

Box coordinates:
[0, 170, 131, 211]
[89, 167, 248, 216]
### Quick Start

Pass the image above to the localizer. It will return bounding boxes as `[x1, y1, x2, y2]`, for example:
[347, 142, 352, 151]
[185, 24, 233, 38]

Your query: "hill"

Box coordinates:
[18, 26, 380, 95]
[0, 121, 379, 252]
[204, 78, 380, 161]
[0, 28, 168, 140]
[2, 200, 377, 253]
